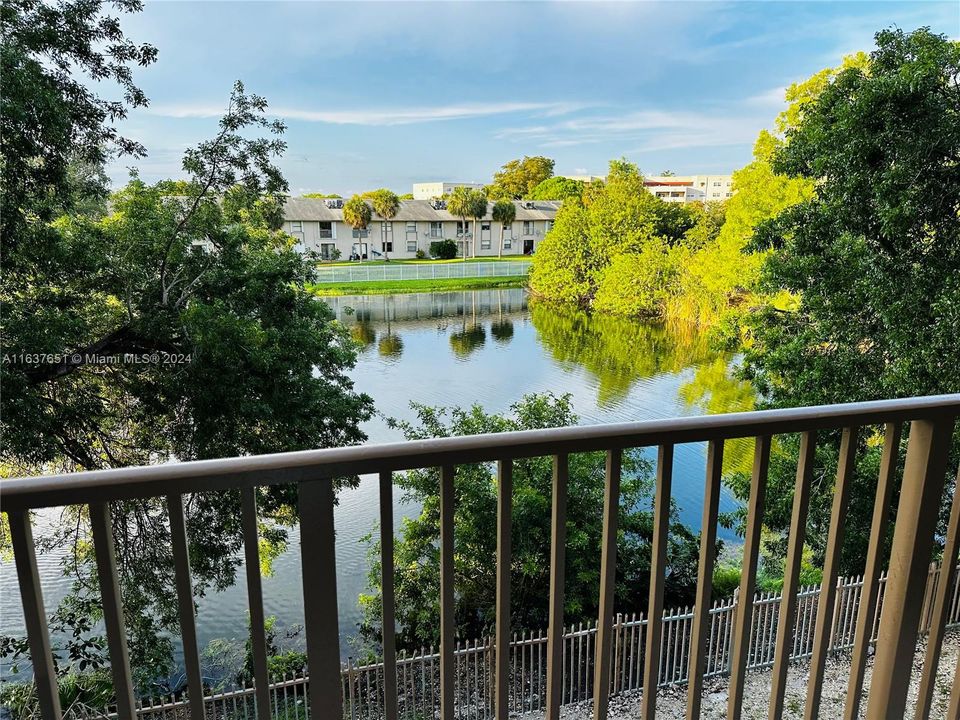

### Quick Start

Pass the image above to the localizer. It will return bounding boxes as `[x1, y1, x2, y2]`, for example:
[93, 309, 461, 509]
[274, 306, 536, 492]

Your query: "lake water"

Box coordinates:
[0, 288, 753, 681]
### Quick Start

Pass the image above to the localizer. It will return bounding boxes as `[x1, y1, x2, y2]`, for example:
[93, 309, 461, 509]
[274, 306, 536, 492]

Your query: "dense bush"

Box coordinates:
[415, 249, 426, 259]
[429, 239, 458, 259]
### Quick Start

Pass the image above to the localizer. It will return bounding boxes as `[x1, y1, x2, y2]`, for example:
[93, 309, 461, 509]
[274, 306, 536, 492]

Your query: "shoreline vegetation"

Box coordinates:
[307, 275, 526, 295]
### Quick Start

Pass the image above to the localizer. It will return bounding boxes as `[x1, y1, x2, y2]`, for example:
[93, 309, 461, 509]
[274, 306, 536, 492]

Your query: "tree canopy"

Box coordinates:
[343, 194, 372, 230]
[529, 176, 586, 201]
[359, 394, 705, 650]
[736, 27, 960, 575]
[487, 156, 555, 199]
[0, 0, 374, 686]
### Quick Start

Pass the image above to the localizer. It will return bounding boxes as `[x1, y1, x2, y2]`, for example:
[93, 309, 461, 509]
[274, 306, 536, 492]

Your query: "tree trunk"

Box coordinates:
[498, 223, 504, 258]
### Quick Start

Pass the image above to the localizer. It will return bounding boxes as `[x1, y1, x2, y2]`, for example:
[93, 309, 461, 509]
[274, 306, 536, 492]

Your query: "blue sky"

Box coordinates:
[111, 1, 958, 195]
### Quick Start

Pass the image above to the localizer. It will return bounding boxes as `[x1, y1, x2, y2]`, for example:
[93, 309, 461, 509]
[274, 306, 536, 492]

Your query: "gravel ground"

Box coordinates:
[532, 628, 959, 719]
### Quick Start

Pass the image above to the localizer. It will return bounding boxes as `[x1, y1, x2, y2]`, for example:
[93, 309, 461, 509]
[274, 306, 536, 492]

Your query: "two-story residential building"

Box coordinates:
[283, 198, 561, 260]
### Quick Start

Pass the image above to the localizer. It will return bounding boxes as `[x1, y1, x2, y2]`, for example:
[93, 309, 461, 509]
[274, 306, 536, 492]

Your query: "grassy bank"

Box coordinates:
[307, 276, 526, 296]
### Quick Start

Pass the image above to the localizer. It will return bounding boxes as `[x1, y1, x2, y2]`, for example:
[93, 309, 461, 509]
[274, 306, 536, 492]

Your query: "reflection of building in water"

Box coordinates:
[322, 289, 529, 327]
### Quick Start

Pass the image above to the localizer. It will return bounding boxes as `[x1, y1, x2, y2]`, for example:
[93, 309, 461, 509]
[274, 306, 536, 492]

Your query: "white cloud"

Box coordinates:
[496, 104, 768, 153]
[148, 101, 587, 126]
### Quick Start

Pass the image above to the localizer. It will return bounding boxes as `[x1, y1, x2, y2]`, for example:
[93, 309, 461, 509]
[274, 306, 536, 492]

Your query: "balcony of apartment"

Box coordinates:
[4, 394, 960, 720]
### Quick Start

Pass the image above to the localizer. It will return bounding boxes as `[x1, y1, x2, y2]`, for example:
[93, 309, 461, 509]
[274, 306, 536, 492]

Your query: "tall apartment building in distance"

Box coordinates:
[643, 175, 735, 203]
[412, 181, 484, 200]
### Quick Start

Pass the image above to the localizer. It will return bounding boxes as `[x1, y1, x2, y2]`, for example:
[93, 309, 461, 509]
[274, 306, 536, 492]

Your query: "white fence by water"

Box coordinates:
[312, 261, 531, 284]
[115, 562, 960, 720]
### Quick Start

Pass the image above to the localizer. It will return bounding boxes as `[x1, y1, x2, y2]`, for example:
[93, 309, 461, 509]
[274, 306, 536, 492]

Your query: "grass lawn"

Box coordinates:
[317, 256, 531, 269]
[307, 276, 526, 296]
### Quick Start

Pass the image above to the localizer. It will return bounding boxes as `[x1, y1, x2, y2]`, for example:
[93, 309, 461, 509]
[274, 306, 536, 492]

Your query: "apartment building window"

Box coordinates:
[713, 181, 722, 187]
[504, 236, 512, 250]
[406, 222, 418, 253]
[352, 227, 369, 238]
[318, 221, 333, 239]
[290, 221, 302, 232]
[456, 221, 469, 237]
[381, 221, 393, 245]
[480, 222, 492, 250]
[523, 221, 535, 236]
[545, 220, 554, 232]
[430, 221, 443, 238]
[502, 223, 513, 239]
[319, 243, 337, 261]
[726, 192, 733, 197]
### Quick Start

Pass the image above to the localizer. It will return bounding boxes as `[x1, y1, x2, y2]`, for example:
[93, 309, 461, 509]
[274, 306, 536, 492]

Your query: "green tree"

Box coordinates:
[529, 176, 585, 201]
[491, 199, 516, 258]
[741, 27, 960, 574]
[1, 0, 374, 684]
[359, 394, 705, 649]
[468, 189, 488, 258]
[446, 186, 473, 260]
[488, 155, 555, 199]
[343, 194, 373, 262]
[302, 192, 342, 199]
[0, 0, 157, 243]
[529, 160, 695, 316]
[369, 188, 400, 261]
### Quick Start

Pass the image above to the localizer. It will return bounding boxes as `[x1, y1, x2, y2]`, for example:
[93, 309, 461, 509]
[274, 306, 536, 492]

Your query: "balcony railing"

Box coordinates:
[5, 394, 960, 720]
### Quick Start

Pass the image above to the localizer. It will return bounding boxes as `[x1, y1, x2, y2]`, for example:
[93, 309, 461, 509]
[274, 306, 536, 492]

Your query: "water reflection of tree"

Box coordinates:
[350, 321, 377, 350]
[491, 289, 515, 345]
[378, 333, 404, 359]
[532, 299, 757, 480]
[491, 321, 514, 344]
[450, 325, 486, 358]
[680, 357, 757, 477]
[530, 301, 713, 406]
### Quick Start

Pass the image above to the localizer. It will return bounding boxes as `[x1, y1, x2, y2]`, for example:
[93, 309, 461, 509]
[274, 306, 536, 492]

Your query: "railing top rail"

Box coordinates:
[3, 394, 958, 510]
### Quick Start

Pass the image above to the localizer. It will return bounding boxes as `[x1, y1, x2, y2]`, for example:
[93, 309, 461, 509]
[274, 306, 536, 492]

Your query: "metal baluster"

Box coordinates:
[866, 417, 955, 718]
[545, 453, 568, 720]
[641, 444, 674, 715]
[728, 436, 771, 719]
[915, 466, 960, 720]
[768, 431, 816, 720]
[440, 465, 456, 720]
[592, 449, 621, 720]
[686, 439, 724, 719]
[166, 494, 206, 720]
[240, 487, 271, 720]
[805, 427, 859, 719]
[7, 509, 62, 720]
[89, 502, 137, 720]
[495, 460, 512, 720]
[379, 471, 399, 720]
[299, 479, 343, 718]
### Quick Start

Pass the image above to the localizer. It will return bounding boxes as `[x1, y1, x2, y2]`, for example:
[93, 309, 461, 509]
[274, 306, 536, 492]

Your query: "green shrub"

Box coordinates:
[712, 565, 742, 599]
[415, 249, 426, 259]
[429, 239, 458, 259]
[0, 670, 115, 719]
[591, 245, 684, 317]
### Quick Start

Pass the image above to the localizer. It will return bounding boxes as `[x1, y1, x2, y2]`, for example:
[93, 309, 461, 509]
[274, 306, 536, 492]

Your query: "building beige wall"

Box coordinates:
[285, 219, 554, 260]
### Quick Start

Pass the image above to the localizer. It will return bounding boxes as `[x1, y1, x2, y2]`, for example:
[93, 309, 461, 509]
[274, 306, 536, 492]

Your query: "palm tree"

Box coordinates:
[370, 189, 400, 261]
[343, 195, 372, 262]
[468, 189, 488, 259]
[447, 186, 472, 261]
[491, 200, 516, 258]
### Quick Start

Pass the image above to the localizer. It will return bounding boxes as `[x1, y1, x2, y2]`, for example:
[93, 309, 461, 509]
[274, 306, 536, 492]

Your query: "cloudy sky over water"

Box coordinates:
[110, 1, 958, 194]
